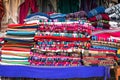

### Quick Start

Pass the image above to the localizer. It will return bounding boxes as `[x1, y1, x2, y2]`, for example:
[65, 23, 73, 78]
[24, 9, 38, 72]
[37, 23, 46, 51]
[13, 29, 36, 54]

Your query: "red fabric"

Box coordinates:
[19, 0, 38, 24]
[0, 0, 4, 30]
[34, 36, 90, 41]
[95, 32, 120, 38]
[8, 23, 37, 28]
[88, 14, 110, 22]
[2, 46, 30, 52]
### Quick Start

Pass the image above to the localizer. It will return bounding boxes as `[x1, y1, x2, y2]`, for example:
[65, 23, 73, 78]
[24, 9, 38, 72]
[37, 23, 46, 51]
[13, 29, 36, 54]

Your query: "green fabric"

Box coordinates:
[1, 60, 30, 65]
[91, 20, 109, 24]
[57, 0, 79, 14]
[1, 57, 28, 60]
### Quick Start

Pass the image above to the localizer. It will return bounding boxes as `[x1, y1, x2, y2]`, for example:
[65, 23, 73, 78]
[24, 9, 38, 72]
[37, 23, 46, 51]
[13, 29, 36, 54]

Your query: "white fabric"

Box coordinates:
[1, 54, 28, 58]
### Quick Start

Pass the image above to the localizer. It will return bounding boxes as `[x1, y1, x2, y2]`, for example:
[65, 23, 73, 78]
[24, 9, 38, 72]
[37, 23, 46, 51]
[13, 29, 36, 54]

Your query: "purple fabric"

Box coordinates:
[19, 0, 38, 23]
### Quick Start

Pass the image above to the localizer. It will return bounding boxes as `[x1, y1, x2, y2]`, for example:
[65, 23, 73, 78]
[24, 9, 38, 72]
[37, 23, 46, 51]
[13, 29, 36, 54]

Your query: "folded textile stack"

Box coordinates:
[0, 32, 4, 62]
[105, 3, 120, 21]
[24, 12, 49, 24]
[0, 32, 4, 47]
[87, 6, 110, 29]
[83, 29, 120, 66]
[49, 13, 66, 22]
[66, 11, 87, 21]
[0, 23, 38, 65]
[30, 22, 92, 66]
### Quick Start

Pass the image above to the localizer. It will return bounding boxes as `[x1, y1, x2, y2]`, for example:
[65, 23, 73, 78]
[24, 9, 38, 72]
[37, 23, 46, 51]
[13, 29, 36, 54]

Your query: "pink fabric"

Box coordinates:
[95, 32, 120, 39]
[19, 0, 38, 23]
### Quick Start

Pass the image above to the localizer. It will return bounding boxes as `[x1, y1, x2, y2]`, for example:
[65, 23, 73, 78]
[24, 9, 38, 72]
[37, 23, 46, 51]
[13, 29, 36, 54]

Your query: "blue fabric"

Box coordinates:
[117, 54, 120, 58]
[26, 12, 49, 19]
[4, 38, 34, 43]
[50, 14, 66, 19]
[6, 31, 35, 36]
[0, 65, 110, 80]
[19, 25, 39, 29]
[49, 14, 66, 22]
[91, 45, 118, 51]
[87, 6, 105, 18]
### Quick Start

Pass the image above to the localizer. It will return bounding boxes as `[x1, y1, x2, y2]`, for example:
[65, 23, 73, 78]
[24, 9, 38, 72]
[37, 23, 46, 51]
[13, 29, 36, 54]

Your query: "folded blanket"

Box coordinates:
[6, 31, 35, 36]
[88, 14, 110, 22]
[8, 23, 39, 29]
[87, 6, 105, 18]
[0, 60, 29, 65]
[3, 42, 33, 48]
[2, 46, 31, 52]
[1, 54, 28, 59]
[91, 45, 118, 51]
[4, 38, 34, 43]
[34, 36, 90, 42]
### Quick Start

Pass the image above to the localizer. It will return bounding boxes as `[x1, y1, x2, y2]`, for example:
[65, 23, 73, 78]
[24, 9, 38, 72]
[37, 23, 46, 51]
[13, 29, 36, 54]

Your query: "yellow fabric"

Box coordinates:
[117, 49, 120, 54]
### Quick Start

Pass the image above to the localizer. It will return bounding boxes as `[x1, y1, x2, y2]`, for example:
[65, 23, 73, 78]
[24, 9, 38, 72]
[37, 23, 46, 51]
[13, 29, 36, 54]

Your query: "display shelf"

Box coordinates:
[0, 65, 110, 80]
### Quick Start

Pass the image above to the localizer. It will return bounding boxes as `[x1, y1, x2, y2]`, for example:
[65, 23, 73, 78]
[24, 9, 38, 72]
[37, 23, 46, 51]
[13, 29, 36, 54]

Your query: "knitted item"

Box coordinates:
[88, 14, 110, 22]
[105, 3, 120, 14]
[87, 6, 105, 18]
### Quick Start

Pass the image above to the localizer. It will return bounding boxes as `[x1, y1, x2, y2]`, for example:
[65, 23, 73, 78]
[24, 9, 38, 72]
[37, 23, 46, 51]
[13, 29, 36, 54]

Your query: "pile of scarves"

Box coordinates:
[83, 29, 120, 66]
[0, 23, 38, 65]
[87, 6, 110, 29]
[105, 3, 120, 28]
[30, 22, 92, 66]
[105, 3, 120, 21]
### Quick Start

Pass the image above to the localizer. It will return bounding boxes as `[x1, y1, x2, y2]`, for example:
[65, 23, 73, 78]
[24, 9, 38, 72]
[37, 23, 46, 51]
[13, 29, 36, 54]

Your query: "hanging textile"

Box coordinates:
[80, 0, 99, 13]
[0, 0, 4, 30]
[19, 0, 38, 23]
[1, 0, 24, 32]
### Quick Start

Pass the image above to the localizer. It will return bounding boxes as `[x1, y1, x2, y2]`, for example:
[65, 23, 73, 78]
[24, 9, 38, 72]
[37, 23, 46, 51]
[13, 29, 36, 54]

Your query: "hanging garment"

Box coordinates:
[1, 0, 24, 32]
[19, 0, 38, 24]
[0, 0, 4, 30]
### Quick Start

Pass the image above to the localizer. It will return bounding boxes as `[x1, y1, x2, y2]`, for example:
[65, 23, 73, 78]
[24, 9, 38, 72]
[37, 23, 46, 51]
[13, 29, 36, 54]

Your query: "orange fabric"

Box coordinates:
[7, 28, 37, 31]
[2, 51, 30, 57]
[8, 23, 37, 28]
[2, 46, 30, 52]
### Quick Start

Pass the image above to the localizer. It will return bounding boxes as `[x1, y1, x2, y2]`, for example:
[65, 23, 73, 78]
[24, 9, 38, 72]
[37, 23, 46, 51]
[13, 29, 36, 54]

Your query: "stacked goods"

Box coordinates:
[87, 6, 110, 29]
[66, 11, 87, 21]
[0, 32, 4, 62]
[105, 3, 120, 28]
[83, 29, 119, 66]
[0, 23, 38, 65]
[30, 22, 93, 66]
[105, 3, 120, 21]
[24, 12, 49, 24]
[49, 13, 66, 22]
